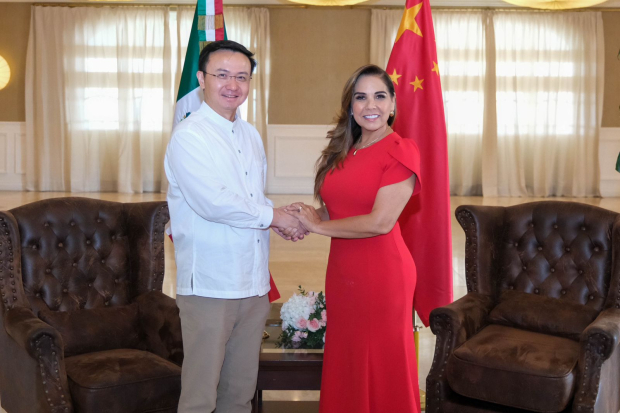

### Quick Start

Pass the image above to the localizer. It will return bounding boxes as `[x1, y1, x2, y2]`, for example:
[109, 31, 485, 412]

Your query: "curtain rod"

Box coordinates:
[31, 2, 620, 11]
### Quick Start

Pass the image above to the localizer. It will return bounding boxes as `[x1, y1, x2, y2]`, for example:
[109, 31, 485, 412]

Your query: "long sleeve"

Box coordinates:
[166, 129, 273, 230]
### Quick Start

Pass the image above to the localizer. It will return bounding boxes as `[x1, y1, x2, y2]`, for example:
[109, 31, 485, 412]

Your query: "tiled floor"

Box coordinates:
[2, 192, 620, 412]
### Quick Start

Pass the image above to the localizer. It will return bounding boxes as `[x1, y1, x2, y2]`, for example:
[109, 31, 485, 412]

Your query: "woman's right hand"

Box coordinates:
[285, 203, 322, 233]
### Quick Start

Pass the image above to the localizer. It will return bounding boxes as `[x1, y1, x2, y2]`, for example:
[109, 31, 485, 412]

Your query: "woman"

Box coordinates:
[286, 64, 422, 413]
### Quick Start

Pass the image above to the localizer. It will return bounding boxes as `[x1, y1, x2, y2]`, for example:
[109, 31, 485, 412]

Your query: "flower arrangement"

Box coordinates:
[276, 286, 326, 349]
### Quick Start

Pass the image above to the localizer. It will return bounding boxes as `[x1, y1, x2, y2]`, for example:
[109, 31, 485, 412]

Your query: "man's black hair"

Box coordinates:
[198, 40, 257, 74]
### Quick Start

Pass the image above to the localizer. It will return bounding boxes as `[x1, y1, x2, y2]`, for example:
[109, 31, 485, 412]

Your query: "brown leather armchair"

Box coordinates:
[0, 198, 183, 413]
[427, 201, 620, 413]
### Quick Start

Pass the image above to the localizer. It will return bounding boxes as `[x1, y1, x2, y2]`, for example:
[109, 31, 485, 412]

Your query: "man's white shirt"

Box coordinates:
[164, 101, 273, 299]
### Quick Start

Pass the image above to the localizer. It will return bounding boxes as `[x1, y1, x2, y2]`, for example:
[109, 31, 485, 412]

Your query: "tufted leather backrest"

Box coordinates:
[495, 202, 615, 310]
[10, 198, 133, 314]
[457, 201, 620, 339]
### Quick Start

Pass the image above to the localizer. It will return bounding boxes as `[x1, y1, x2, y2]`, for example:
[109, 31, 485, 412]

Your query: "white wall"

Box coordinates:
[599, 128, 620, 197]
[0, 122, 25, 191]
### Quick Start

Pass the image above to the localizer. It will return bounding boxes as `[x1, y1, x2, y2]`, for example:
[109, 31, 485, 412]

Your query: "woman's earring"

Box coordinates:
[389, 110, 395, 117]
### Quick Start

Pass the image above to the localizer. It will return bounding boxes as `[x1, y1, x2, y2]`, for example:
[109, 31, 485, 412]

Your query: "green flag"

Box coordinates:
[173, 0, 226, 127]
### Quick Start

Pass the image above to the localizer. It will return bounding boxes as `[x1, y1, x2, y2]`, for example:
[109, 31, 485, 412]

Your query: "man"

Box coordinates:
[164, 40, 304, 413]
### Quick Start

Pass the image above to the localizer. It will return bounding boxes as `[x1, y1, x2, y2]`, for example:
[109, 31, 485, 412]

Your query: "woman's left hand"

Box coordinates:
[285, 203, 322, 233]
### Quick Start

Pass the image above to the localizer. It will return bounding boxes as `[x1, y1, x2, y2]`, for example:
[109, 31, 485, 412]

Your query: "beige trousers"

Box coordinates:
[176, 294, 270, 413]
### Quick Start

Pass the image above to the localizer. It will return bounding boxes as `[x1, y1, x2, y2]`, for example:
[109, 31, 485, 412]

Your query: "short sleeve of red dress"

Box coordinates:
[379, 135, 422, 197]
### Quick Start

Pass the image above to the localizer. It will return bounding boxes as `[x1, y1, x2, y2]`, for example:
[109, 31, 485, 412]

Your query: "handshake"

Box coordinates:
[271, 202, 323, 242]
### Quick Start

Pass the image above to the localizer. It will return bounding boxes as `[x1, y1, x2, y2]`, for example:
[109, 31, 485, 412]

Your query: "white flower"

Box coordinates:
[280, 293, 314, 330]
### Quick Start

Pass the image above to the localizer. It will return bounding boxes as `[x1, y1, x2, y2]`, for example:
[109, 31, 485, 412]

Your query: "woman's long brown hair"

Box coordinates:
[314, 65, 397, 202]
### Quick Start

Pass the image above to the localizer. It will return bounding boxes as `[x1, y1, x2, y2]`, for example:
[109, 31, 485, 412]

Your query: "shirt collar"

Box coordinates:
[198, 101, 241, 132]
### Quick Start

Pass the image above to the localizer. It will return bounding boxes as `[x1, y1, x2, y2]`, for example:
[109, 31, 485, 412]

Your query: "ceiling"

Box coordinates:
[5, 0, 620, 9]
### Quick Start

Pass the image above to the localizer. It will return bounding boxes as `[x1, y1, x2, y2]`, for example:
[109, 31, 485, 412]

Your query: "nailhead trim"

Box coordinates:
[426, 313, 456, 412]
[456, 209, 478, 294]
[151, 205, 169, 292]
[573, 333, 609, 412]
[0, 213, 19, 312]
[35, 335, 73, 413]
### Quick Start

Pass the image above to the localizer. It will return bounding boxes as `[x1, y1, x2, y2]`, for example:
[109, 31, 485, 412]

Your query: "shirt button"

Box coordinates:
[238, 150, 241, 153]
[246, 172, 248, 175]
[260, 224, 264, 228]
[257, 239, 260, 243]
[250, 194, 253, 197]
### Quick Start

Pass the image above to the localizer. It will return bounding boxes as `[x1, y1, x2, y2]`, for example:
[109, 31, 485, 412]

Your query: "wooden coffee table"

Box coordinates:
[251, 351, 323, 413]
[251, 312, 323, 413]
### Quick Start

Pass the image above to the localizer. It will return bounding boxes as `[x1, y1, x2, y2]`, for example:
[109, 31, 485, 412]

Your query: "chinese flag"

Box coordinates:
[386, 0, 453, 326]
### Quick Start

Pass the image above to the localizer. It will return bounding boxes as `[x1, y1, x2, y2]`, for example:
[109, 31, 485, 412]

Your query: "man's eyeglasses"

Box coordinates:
[202, 71, 251, 83]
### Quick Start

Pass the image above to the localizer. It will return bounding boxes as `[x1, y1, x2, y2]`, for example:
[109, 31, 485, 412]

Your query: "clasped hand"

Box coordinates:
[272, 203, 322, 242]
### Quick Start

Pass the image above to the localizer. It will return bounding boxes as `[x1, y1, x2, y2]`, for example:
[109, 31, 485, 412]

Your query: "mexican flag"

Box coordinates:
[173, 0, 225, 128]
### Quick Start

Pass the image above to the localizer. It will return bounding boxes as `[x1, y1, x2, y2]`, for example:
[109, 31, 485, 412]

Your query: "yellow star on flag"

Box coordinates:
[395, 2, 424, 43]
[432, 61, 440, 76]
[389, 69, 402, 85]
[410, 76, 424, 92]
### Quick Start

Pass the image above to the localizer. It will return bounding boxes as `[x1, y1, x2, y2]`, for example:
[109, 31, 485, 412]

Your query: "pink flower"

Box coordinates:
[321, 310, 327, 322]
[296, 318, 308, 330]
[307, 318, 321, 332]
[292, 331, 303, 342]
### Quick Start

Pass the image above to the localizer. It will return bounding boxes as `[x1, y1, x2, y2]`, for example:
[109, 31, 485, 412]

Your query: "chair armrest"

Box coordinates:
[573, 308, 620, 412]
[426, 293, 495, 413]
[430, 292, 494, 343]
[4, 306, 64, 358]
[125, 202, 169, 296]
[135, 291, 183, 366]
[581, 308, 620, 360]
[3, 306, 73, 412]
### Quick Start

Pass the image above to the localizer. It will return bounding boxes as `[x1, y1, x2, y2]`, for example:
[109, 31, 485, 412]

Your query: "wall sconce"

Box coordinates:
[0, 56, 11, 90]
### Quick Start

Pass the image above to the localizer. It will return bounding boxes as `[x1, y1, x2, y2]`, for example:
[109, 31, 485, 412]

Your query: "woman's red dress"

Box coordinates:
[318, 132, 422, 413]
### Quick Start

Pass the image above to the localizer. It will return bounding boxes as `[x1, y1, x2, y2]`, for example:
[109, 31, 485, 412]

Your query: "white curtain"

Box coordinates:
[435, 11, 487, 196]
[491, 12, 604, 197]
[370, 9, 401, 68]
[224, 8, 271, 146]
[369, 9, 604, 197]
[25, 5, 270, 193]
